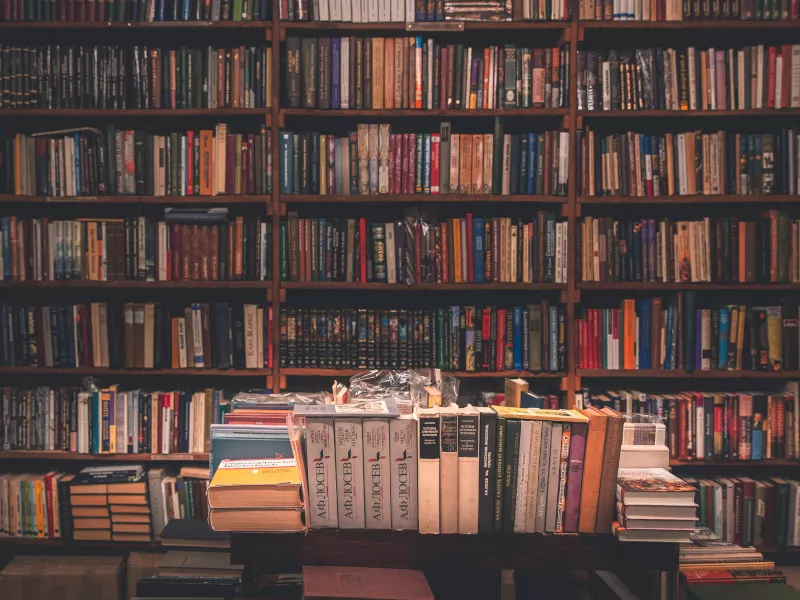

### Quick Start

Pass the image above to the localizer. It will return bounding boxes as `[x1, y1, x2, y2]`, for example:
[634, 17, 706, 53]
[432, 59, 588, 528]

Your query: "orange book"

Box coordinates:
[200, 130, 214, 195]
[739, 221, 747, 283]
[235, 216, 244, 278]
[577, 408, 608, 534]
[453, 219, 462, 283]
[171, 318, 180, 368]
[440, 222, 449, 283]
[384, 38, 394, 110]
[623, 299, 635, 370]
[472, 134, 483, 195]
[482, 49, 491, 109]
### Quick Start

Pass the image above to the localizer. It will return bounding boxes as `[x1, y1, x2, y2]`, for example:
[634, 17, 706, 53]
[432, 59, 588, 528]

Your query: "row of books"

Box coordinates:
[0, 301, 274, 370]
[3, 125, 273, 197]
[279, 303, 565, 371]
[576, 45, 800, 112]
[575, 295, 799, 371]
[280, 212, 567, 284]
[295, 403, 621, 534]
[0, 214, 272, 282]
[687, 476, 800, 549]
[285, 38, 569, 111]
[577, 213, 797, 284]
[577, 129, 794, 197]
[279, 124, 570, 196]
[659, 389, 798, 461]
[279, 0, 566, 21]
[579, 0, 797, 20]
[0, 386, 230, 454]
[0, 45, 272, 110]
[155, 467, 210, 527]
[0, 0, 269, 22]
[0, 471, 73, 539]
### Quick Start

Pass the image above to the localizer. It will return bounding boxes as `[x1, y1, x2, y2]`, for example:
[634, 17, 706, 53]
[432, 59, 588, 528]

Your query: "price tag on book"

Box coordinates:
[405, 22, 464, 31]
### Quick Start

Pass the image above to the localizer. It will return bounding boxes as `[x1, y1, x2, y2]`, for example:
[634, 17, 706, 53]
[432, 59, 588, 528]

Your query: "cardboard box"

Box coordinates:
[0, 556, 123, 600]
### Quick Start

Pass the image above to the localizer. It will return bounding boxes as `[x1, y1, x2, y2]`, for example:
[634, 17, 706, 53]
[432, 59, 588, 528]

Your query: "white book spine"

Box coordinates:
[776, 55, 784, 110]
[390, 415, 418, 531]
[363, 418, 391, 530]
[513, 420, 532, 533]
[418, 410, 440, 534]
[341, 39, 350, 107]
[378, 0, 389, 22]
[306, 418, 339, 529]
[524, 421, 543, 533]
[335, 418, 366, 529]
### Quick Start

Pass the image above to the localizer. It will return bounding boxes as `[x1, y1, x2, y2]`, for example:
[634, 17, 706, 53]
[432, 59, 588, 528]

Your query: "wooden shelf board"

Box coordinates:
[0, 537, 160, 549]
[579, 109, 800, 117]
[0, 280, 271, 289]
[283, 194, 567, 203]
[577, 282, 800, 291]
[0, 108, 268, 117]
[577, 369, 800, 378]
[0, 20, 270, 29]
[282, 282, 566, 290]
[279, 20, 570, 30]
[579, 194, 800, 205]
[282, 368, 564, 378]
[281, 108, 568, 117]
[580, 19, 800, 28]
[671, 459, 800, 467]
[230, 530, 679, 573]
[0, 194, 270, 204]
[0, 366, 270, 376]
[0, 451, 209, 461]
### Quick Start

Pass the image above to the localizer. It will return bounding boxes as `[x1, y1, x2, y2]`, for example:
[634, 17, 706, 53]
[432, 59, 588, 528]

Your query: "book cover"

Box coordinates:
[389, 415, 418, 531]
[334, 419, 365, 529]
[306, 417, 339, 529]
[363, 418, 391, 530]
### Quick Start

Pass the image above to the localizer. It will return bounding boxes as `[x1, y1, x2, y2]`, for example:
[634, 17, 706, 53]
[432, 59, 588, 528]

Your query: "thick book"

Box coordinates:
[617, 468, 698, 505]
[417, 407, 440, 535]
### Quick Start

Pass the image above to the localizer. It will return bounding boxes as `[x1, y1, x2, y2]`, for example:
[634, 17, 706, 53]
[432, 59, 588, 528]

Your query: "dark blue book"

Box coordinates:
[331, 38, 341, 109]
[474, 218, 485, 283]
[513, 306, 522, 370]
[684, 291, 696, 371]
[280, 132, 293, 194]
[527, 133, 536, 194]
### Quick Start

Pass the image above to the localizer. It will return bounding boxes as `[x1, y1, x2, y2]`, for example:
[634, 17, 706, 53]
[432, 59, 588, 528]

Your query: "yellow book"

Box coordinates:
[491, 406, 589, 423]
[208, 458, 303, 510]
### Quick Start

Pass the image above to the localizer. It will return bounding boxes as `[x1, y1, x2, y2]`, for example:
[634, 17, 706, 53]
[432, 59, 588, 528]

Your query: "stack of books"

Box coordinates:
[681, 528, 783, 584]
[613, 468, 697, 543]
[70, 464, 152, 542]
[208, 457, 306, 532]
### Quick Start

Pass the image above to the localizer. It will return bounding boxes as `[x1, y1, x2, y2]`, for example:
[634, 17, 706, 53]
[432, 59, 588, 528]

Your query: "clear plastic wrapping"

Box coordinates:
[348, 369, 459, 412]
[230, 391, 329, 410]
[402, 207, 438, 285]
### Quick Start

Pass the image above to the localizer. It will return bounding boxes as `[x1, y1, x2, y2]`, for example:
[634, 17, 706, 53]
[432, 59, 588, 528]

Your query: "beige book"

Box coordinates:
[417, 407, 441, 534]
[472, 135, 483, 195]
[504, 378, 529, 408]
[457, 406, 479, 534]
[244, 304, 259, 368]
[394, 40, 404, 109]
[384, 38, 394, 109]
[449, 134, 460, 194]
[483, 134, 493, 194]
[372, 38, 384, 110]
[458, 135, 472, 195]
[439, 405, 459, 534]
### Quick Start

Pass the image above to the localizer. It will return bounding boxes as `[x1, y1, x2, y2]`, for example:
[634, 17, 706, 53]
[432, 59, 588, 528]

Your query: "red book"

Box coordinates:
[44, 473, 54, 538]
[431, 134, 440, 194]
[731, 395, 739, 459]
[75, 0, 85, 19]
[65, 0, 74, 20]
[186, 131, 195, 196]
[466, 213, 473, 282]
[394, 135, 403, 194]
[481, 308, 491, 370]
[678, 396, 688, 460]
[768, 46, 777, 109]
[496, 309, 506, 371]
[579, 316, 587, 369]
[612, 309, 619, 366]
[359, 218, 367, 283]
[732, 478, 743, 545]
[405, 133, 415, 196]
[87, 0, 95, 19]
[793, 0, 800, 21]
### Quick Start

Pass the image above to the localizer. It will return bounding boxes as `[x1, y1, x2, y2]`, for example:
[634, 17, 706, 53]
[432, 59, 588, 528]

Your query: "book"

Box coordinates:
[617, 468, 698, 504]
[417, 407, 440, 534]
[301, 566, 434, 600]
[207, 458, 303, 509]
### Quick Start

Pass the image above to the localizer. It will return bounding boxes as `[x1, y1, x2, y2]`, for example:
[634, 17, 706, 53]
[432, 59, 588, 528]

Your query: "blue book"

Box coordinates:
[156, 0, 165, 20]
[521, 392, 544, 408]
[74, 134, 82, 195]
[696, 309, 703, 370]
[331, 38, 341, 109]
[451, 306, 460, 369]
[92, 391, 100, 453]
[513, 306, 522, 370]
[280, 132, 293, 194]
[473, 218, 485, 283]
[718, 308, 730, 369]
[182, 0, 190, 20]
[527, 133, 536, 194]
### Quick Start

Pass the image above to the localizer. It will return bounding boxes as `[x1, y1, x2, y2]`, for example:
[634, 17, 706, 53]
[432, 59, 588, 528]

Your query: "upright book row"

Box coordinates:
[299, 404, 622, 535]
[281, 212, 567, 284]
[0, 214, 272, 282]
[280, 303, 565, 371]
[3, 126, 273, 198]
[286, 39, 569, 111]
[0, 386, 229, 455]
[579, 0, 799, 20]
[0, 0, 269, 21]
[0, 301, 274, 370]
[280, 123, 570, 196]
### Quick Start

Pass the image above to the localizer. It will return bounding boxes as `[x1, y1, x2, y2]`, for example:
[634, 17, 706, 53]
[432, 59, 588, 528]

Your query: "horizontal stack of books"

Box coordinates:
[576, 128, 798, 197]
[0, 0, 270, 22]
[1, 213, 272, 282]
[0, 301, 273, 370]
[286, 39, 568, 111]
[686, 476, 800, 548]
[681, 528, 783, 584]
[0, 44, 271, 110]
[2, 125, 273, 197]
[578, 212, 800, 284]
[613, 468, 697, 543]
[279, 122, 570, 196]
[0, 386, 230, 454]
[280, 303, 566, 372]
[281, 211, 567, 284]
[576, 295, 799, 372]
[577, 45, 800, 112]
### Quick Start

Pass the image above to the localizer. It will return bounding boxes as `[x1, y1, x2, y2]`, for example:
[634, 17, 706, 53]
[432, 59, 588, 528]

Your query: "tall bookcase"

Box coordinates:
[2, 5, 800, 562]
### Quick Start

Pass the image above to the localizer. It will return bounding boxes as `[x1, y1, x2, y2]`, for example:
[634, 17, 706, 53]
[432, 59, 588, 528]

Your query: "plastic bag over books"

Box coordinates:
[348, 368, 459, 411]
[402, 207, 438, 285]
[231, 391, 331, 410]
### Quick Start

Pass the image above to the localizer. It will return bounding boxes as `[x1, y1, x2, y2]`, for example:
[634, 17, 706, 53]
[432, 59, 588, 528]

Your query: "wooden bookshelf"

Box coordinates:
[0, 194, 271, 205]
[283, 194, 567, 203]
[281, 108, 570, 117]
[0, 280, 271, 289]
[282, 282, 566, 290]
[670, 459, 800, 467]
[282, 368, 565, 377]
[577, 282, 800, 291]
[279, 20, 571, 29]
[577, 369, 800, 378]
[0, 20, 271, 29]
[579, 109, 800, 117]
[579, 19, 800, 28]
[0, 451, 209, 461]
[0, 366, 271, 377]
[578, 194, 800, 205]
[0, 109, 270, 118]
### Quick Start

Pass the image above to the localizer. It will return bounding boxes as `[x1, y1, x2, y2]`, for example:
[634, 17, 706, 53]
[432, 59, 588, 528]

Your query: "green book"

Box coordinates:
[233, 0, 243, 19]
